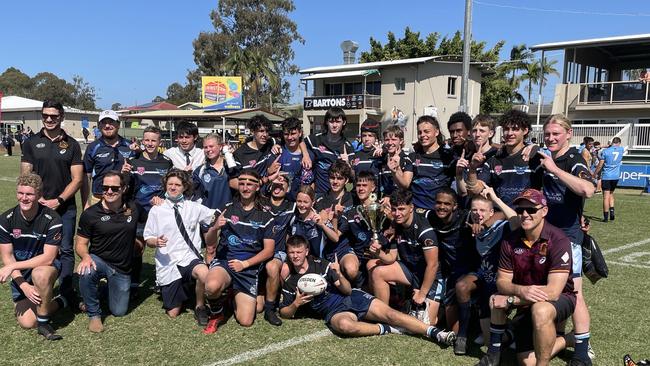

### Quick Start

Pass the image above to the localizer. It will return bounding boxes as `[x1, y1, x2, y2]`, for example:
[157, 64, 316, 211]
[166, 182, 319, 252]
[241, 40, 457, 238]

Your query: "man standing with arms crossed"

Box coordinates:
[21, 100, 83, 305]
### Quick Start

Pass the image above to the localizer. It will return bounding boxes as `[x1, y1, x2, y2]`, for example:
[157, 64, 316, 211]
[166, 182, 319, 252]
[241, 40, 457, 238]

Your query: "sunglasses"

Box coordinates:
[42, 113, 61, 120]
[515, 206, 542, 215]
[102, 185, 122, 193]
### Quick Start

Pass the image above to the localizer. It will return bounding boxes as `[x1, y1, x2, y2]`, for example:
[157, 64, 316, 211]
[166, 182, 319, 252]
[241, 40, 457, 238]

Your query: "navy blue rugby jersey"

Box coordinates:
[128, 154, 172, 213]
[391, 212, 439, 283]
[0, 205, 61, 263]
[339, 208, 392, 259]
[216, 201, 274, 261]
[476, 147, 543, 207]
[232, 141, 275, 177]
[378, 151, 413, 198]
[351, 147, 382, 178]
[409, 147, 455, 209]
[192, 163, 233, 210]
[542, 147, 592, 244]
[304, 133, 355, 195]
[280, 256, 345, 320]
[475, 219, 510, 283]
[262, 198, 296, 253]
[83, 136, 136, 195]
[420, 208, 478, 278]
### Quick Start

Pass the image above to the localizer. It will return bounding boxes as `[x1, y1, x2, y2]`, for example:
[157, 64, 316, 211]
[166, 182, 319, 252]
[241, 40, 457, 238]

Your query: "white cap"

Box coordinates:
[99, 110, 120, 123]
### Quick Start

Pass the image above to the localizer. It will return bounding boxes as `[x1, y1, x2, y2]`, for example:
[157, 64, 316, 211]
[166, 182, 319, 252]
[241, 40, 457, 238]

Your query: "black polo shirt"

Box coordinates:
[77, 202, 140, 274]
[21, 129, 83, 213]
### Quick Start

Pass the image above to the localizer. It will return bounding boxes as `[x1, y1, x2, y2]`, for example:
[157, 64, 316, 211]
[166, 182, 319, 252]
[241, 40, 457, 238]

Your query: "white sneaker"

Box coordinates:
[437, 330, 456, 346]
[388, 325, 405, 335]
[588, 344, 595, 360]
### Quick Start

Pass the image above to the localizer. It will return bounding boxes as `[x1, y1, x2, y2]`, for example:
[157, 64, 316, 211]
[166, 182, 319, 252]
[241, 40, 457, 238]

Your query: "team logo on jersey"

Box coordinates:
[119, 151, 132, 158]
[538, 257, 546, 264]
[250, 221, 261, 229]
[415, 208, 426, 214]
[514, 166, 527, 175]
[514, 248, 525, 255]
[423, 238, 434, 247]
[357, 232, 367, 241]
[494, 165, 503, 175]
[308, 228, 318, 239]
[58, 141, 68, 149]
[97, 152, 110, 158]
[12, 229, 21, 238]
[101, 215, 111, 222]
[318, 145, 326, 152]
[248, 160, 257, 167]
[353, 158, 360, 166]
[272, 224, 283, 235]
[227, 234, 242, 246]
[414, 159, 421, 167]
[203, 174, 211, 183]
[53, 232, 61, 241]
[231, 215, 239, 224]
[539, 242, 548, 256]
[36, 143, 45, 148]
[60, 149, 67, 154]
[134, 167, 144, 175]
[127, 216, 132, 223]
[578, 171, 590, 180]
[561, 251, 570, 263]
[354, 215, 361, 223]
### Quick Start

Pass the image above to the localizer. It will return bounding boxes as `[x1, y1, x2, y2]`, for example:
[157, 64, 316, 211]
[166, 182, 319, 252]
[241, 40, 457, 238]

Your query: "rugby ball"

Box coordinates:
[297, 273, 327, 296]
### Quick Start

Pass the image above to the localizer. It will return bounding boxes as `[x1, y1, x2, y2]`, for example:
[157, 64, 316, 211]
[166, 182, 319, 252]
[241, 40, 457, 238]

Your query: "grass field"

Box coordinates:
[0, 154, 648, 365]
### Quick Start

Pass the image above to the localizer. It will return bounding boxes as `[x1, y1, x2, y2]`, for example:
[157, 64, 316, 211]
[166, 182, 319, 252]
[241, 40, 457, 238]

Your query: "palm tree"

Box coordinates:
[247, 50, 280, 109]
[521, 58, 559, 104]
[508, 44, 533, 89]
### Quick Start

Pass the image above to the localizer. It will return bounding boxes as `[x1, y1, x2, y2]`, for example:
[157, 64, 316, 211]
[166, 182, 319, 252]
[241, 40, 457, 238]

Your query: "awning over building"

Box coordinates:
[124, 107, 284, 122]
[531, 33, 650, 51]
[301, 69, 380, 81]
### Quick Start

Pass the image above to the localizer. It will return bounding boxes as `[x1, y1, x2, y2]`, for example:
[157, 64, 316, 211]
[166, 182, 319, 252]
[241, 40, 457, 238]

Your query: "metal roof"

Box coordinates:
[299, 56, 435, 74]
[301, 69, 380, 81]
[124, 108, 285, 122]
[0, 95, 99, 114]
[531, 33, 650, 51]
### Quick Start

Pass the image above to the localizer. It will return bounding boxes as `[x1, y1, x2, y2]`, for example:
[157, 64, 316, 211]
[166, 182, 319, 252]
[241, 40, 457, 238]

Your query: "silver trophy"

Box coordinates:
[356, 194, 386, 257]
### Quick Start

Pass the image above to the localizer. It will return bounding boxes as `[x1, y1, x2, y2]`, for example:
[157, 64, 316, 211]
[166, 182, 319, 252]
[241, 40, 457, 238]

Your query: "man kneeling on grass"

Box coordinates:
[279, 235, 455, 345]
[476, 189, 575, 366]
[0, 173, 66, 340]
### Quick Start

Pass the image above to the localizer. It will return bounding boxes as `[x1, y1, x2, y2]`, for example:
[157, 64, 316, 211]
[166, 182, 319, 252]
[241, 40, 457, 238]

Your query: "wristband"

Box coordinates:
[57, 196, 65, 205]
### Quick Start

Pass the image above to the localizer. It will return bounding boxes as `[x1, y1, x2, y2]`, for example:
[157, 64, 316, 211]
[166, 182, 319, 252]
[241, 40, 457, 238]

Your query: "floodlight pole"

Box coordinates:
[460, 0, 472, 113]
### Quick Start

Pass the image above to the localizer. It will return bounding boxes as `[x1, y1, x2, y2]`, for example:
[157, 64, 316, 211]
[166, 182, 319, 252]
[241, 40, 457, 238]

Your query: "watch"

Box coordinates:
[56, 196, 65, 205]
[506, 295, 515, 307]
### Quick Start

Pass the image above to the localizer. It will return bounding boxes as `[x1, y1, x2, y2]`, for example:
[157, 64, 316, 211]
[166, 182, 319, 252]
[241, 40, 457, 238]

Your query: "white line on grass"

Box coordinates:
[205, 236, 650, 365]
[602, 238, 650, 255]
[206, 329, 332, 366]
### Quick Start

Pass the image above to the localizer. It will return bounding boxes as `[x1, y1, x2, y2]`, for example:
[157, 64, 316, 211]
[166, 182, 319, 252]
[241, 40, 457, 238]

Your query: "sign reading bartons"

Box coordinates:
[304, 95, 364, 110]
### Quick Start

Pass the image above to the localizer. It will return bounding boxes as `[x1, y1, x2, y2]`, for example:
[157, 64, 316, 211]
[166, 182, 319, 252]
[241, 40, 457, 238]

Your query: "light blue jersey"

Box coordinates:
[599, 145, 624, 180]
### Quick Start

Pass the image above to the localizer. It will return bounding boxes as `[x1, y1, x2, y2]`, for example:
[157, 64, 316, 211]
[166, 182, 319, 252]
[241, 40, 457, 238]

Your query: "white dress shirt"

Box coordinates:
[163, 146, 206, 170]
[143, 199, 215, 286]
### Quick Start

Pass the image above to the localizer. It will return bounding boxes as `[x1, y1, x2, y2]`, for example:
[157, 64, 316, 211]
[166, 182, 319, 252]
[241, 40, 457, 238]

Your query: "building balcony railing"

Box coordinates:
[578, 81, 650, 105]
[303, 94, 381, 111]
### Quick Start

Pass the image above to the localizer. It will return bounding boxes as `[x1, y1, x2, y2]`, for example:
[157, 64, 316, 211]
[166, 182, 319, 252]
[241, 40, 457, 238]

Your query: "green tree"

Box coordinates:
[191, 0, 303, 105]
[152, 96, 165, 103]
[359, 28, 509, 114]
[111, 103, 122, 111]
[0, 67, 34, 97]
[165, 71, 201, 106]
[521, 58, 559, 104]
[32, 72, 76, 106]
[505, 44, 532, 102]
[71, 75, 97, 110]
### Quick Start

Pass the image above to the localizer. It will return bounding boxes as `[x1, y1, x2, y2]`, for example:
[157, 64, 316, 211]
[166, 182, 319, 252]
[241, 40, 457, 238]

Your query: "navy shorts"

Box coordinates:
[474, 275, 497, 318]
[602, 179, 618, 192]
[512, 293, 576, 353]
[324, 243, 355, 263]
[398, 261, 445, 302]
[11, 260, 61, 302]
[209, 259, 260, 298]
[160, 259, 204, 310]
[325, 289, 375, 324]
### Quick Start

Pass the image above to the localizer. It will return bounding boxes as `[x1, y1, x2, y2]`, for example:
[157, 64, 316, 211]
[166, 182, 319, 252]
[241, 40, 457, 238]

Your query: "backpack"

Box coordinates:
[581, 233, 608, 284]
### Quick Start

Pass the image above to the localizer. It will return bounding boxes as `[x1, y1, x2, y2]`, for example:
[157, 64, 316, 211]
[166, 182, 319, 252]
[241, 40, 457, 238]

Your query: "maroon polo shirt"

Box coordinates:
[499, 221, 575, 301]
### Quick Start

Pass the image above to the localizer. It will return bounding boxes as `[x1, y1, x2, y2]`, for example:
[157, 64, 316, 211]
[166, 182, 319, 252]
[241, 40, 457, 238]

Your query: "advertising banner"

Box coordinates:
[202, 76, 243, 110]
[617, 164, 650, 188]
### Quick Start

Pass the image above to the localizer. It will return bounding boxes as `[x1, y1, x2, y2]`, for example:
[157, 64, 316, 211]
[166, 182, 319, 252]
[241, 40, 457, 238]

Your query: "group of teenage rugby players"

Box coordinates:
[1, 100, 600, 365]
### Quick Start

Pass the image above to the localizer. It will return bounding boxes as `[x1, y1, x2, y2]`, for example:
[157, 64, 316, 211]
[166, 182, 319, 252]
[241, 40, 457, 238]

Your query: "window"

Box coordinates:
[447, 77, 457, 96]
[366, 81, 381, 95]
[394, 78, 406, 93]
[325, 83, 342, 96]
[344, 82, 363, 95]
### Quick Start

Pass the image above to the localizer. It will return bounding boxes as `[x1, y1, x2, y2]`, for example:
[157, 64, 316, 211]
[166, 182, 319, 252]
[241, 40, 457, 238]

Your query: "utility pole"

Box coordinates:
[460, 0, 472, 113]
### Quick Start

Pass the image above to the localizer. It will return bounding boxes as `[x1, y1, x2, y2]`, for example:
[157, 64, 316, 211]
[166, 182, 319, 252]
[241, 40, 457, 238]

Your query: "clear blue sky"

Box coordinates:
[2, 0, 650, 109]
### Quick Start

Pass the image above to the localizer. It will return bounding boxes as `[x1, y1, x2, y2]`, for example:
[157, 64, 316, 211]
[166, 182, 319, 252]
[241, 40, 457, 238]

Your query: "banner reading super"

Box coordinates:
[201, 76, 243, 110]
